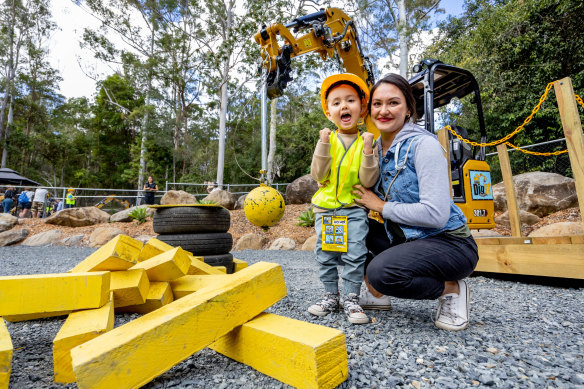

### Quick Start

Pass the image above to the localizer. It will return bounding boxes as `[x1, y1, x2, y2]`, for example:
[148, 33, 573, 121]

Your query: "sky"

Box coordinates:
[48, 0, 466, 99]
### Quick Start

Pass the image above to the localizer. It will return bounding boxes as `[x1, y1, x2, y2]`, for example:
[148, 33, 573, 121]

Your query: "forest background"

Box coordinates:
[0, 0, 582, 193]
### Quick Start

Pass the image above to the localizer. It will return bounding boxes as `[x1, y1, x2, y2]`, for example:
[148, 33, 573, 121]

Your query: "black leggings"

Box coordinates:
[365, 220, 479, 300]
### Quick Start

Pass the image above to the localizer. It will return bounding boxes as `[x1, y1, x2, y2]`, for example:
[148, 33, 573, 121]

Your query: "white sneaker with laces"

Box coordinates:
[433, 279, 470, 331]
[307, 292, 339, 317]
[341, 293, 369, 324]
[358, 285, 392, 310]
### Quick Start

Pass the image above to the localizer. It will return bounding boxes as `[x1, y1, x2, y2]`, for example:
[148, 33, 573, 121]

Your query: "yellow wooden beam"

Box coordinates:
[437, 128, 453, 198]
[169, 275, 230, 299]
[137, 238, 188, 262]
[0, 272, 110, 316]
[233, 258, 249, 272]
[53, 293, 115, 383]
[110, 269, 149, 308]
[71, 235, 143, 272]
[71, 262, 287, 389]
[187, 255, 224, 275]
[210, 313, 348, 389]
[4, 311, 71, 322]
[130, 247, 190, 282]
[116, 282, 173, 314]
[0, 318, 13, 389]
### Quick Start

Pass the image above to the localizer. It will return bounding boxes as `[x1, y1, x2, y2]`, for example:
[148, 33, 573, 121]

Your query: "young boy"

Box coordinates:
[309, 73, 379, 324]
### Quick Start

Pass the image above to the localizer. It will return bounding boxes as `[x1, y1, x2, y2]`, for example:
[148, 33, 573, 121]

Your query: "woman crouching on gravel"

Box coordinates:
[352, 74, 479, 331]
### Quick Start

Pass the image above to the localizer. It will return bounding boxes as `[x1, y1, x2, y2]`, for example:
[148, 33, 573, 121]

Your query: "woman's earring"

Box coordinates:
[405, 114, 411, 121]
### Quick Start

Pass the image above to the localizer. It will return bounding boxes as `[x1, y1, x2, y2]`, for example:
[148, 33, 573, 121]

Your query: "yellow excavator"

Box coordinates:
[254, 8, 494, 229]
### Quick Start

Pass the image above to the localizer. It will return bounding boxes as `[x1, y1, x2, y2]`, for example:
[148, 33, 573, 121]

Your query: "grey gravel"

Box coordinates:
[0, 246, 583, 388]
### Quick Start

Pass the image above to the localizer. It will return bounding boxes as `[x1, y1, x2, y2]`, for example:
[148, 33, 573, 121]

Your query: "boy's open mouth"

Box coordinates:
[341, 113, 352, 122]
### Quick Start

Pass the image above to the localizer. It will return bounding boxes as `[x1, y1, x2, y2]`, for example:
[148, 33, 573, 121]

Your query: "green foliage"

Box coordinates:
[128, 206, 148, 224]
[197, 199, 216, 205]
[296, 207, 315, 227]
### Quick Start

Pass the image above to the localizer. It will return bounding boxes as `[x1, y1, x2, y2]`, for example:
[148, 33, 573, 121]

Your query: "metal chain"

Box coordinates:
[503, 141, 568, 156]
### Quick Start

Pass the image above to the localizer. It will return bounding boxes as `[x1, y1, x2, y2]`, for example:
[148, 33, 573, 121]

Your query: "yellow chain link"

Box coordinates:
[443, 82, 584, 156]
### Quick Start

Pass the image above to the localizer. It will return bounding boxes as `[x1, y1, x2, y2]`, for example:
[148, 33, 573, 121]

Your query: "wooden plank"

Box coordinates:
[71, 235, 142, 272]
[170, 275, 230, 299]
[498, 237, 533, 245]
[53, 293, 115, 383]
[0, 272, 110, 316]
[210, 313, 348, 389]
[187, 255, 224, 275]
[571, 235, 584, 244]
[116, 282, 174, 314]
[130, 247, 190, 281]
[110, 269, 149, 308]
[137, 238, 189, 262]
[233, 258, 249, 272]
[530, 236, 572, 245]
[474, 237, 501, 245]
[554, 78, 584, 232]
[496, 143, 521, 237]
[437, 128, 453, 198]
[71, 262, 287, 389]
[476, 243, 584, 279]
[0, 318, 13, 389]
[4, 311, 71, 322]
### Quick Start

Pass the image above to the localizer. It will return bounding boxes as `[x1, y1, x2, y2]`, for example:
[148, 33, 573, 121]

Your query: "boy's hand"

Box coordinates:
[320, 128, 332, 143]
[362, 132, 374, 155]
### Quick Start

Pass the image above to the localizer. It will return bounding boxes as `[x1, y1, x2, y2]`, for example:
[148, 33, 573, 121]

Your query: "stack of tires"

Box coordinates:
[153, 206, 235, 273]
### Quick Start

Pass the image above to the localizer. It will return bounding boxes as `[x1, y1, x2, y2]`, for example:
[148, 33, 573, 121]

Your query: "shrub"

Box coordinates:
[297, 207, 315, 227]
[128, 206, 148, 224]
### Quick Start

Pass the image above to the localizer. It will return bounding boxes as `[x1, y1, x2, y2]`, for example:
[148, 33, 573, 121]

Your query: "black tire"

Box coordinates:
[156, 233, 233, 256]
[203, 253, 234, 274]
[153, 206, 230, 234]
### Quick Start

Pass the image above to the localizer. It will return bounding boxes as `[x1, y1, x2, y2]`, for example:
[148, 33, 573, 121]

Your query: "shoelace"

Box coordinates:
[317, 293, 338, 310]
[434, 295, 458, 322]
[344, 296, 364, 314]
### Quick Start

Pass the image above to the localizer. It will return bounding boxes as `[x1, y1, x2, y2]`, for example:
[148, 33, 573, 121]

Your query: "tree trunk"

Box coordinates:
[267, 97, 277, 185]
[216, 7, 233, 190]
[398, 0, 408, 78]
[1, 99, 14, 168]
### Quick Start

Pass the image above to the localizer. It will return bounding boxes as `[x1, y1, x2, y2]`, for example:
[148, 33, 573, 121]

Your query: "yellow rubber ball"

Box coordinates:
[244, 184, 285, 228]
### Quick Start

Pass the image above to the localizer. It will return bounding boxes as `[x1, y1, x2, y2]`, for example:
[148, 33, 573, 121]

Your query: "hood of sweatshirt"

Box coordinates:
[390, 122, 435, 147]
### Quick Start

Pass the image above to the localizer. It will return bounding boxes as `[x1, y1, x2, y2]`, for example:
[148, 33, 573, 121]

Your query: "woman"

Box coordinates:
[143, 176, 158, 205]
[352, 74, 479, 331]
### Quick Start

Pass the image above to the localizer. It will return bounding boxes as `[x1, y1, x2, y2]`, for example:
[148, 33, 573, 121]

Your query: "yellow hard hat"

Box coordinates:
[67, 188, 75, 192]
[320, 73, 370, 117]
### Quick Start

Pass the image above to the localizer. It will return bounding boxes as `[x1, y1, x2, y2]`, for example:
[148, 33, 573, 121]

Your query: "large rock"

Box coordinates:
[285, 174, 319, 204]
[202, 190, 238, 210]
[22, 230, 63, 246]
[89, 227, 125, 247]
[57, 234, 85, 247]
[0, 214, 18, 232]
[234, 194, 246, 210]
[268, 237, 296, 250]
[110, 205, 155, 223]
[160, 190, 197, 205]
[0, 228, 29, 246]
[495, 210, 540, 227]
[528, 222, 583, 237]
[493, 172, 577, 217]
[44, 207, 111, 227]
[233, 233, 267, 250]
[300, 235, 317, 251]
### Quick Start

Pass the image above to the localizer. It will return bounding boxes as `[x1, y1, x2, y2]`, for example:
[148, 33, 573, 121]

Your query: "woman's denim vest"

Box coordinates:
[373, 134, 467, 243]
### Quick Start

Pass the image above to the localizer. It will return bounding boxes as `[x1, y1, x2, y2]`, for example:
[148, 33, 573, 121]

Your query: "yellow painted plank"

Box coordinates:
[215, 266, 227, 274]
[130, 247, 190, 281]
[0, 272, 110, 316]
[71, 235, 143, 272]
[187, 255, 223, 275]
[169, 275, 230, 299]
[233, 258, 249, 272]
[476, 243, 584, 279]
[0, 318, 13, 389]
[53, 293, 115, 383]
[110, 269, 149, 308]
[210, 313, 348, 389]
[137, 238, 191, 262]
[71, 262, 287, 389]
[116, 282, 174, 314]
[4, 311, 71, 322]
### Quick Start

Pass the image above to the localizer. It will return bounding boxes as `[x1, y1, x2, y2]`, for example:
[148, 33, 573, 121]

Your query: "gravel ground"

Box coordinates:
[1, 246, 583, 389]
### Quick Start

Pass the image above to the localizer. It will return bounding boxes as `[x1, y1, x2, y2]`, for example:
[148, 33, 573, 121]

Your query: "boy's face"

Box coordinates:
[325, 84, 366, 133]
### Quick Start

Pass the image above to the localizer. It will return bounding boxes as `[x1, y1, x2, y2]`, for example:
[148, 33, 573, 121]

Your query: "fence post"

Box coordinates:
[496, 143, 521, 237]
[553, 77, 584, 232]
[437, 128, 453, 198]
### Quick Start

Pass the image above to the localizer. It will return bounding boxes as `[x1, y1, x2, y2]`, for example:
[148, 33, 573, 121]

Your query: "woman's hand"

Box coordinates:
[353, 184, 386, 213]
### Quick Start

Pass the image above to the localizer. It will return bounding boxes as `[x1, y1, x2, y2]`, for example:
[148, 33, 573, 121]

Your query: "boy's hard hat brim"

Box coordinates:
[321, 73, 370, 116]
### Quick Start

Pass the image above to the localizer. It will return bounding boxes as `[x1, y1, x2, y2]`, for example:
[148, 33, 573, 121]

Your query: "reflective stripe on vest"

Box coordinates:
[312, 131, 365, 211]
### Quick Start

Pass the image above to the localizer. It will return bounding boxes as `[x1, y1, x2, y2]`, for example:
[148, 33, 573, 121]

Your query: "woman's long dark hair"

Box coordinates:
[368, 74, 418, 123]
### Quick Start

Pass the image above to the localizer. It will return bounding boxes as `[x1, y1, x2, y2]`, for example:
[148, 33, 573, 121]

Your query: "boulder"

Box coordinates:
[300, 235, 317, 251]
[135, 235, 156, 244]
[493, 172, 577, 216]
[22, 230, 63, 246]
[0, 214, 18, 232]
[495, 210, 540, 227]
[234, 194, 246, 210]
[233, 233, 267, 251]
[203, 190, 238, 210]
[285, 174, 319, 204]
[0, 228, 29, 246]
[110, 205, 155, 223]
[44, 207, 111, 227]
[57, 234, 85, 247]
[160, 190, 197, 205]
[89, 227, 125, 248]
[268, 237, 296, 250]
[528, 222, 584, 237]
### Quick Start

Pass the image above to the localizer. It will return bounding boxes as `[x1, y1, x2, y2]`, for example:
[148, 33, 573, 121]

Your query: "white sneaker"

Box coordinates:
[433, 279, 470, 331]
[358, 285, 392, 310]
[308, 292, 339, 317]
[341, 293, 369, 324]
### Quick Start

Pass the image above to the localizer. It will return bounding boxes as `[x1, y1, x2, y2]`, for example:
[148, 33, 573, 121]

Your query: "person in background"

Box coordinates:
[32, 187, 49, 218]
[18, 188, 34, 218]
[1, 187, 15, 214]
[55, 198, 64, 212]
[65, 188, 76, 209]
[143, 176, 158, 205]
